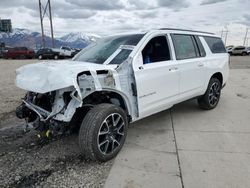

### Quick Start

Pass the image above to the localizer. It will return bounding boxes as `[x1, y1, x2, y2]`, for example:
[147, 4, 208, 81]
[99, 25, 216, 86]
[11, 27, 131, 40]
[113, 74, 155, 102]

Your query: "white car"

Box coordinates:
[53, 46, 76, 57]
[15, 28, 229, 162]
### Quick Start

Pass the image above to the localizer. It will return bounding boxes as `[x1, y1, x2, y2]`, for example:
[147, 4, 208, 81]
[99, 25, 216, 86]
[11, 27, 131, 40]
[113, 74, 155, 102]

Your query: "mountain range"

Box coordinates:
[0, 28, 101, 49]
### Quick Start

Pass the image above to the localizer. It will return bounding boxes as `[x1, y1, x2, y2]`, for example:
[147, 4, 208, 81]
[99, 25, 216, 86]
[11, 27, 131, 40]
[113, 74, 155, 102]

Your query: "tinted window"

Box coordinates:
[194, 36, 206, 57]
[142, 36, 171, 64]
[234, 47, 245, 50]
[204, 36, 226, 53]
[74, 34, 144, 64]
[171, 34, 197, 60]
[109, 49, 132, 64]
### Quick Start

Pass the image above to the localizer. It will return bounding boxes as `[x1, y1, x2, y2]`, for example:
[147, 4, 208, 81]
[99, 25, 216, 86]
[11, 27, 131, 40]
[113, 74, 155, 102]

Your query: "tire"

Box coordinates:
[54, 55, 59, 60]
[78, 103, 128, 162]
[242, 52, 247, 56]
[38, 55, 43, 60]
[20, 55, 25, 59]
[198, 78, 221, 110]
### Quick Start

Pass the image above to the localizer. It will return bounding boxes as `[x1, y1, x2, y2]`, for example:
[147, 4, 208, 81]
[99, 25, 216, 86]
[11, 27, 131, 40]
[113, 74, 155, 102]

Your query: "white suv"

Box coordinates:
[15, 28, 229, 161]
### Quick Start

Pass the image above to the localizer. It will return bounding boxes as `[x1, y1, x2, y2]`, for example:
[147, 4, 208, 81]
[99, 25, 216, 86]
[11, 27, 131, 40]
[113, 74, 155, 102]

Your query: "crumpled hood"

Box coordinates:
[16, 60, 116, 93]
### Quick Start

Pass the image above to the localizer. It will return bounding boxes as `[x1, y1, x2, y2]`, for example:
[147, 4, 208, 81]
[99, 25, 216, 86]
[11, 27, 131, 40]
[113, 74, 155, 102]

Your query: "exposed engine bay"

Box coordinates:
[15, 58, 138, 138]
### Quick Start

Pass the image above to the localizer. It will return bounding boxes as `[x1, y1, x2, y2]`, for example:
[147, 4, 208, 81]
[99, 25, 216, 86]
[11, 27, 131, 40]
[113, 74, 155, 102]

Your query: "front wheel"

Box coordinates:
[78, 104, 128, 162]
[198, 78, 221, 110]
[54, 55, 59, 60]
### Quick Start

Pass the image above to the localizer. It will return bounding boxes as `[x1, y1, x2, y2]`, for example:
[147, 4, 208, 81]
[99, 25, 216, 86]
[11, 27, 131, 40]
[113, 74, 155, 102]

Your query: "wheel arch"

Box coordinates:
[82, 89, 133, 119]
[211, 72, 223, 85]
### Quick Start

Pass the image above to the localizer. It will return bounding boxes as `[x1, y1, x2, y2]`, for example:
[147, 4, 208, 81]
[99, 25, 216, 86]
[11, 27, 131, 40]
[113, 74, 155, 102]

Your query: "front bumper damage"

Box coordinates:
[16, 89, 81, 137]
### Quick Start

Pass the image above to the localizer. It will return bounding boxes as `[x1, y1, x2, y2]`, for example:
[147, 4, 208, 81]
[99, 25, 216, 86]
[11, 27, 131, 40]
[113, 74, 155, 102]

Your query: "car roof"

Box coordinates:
[111, 28, 218, 38]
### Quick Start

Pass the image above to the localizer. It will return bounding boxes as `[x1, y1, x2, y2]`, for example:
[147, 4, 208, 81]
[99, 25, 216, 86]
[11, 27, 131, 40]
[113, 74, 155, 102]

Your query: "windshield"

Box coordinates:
[74, 34, 144, 64]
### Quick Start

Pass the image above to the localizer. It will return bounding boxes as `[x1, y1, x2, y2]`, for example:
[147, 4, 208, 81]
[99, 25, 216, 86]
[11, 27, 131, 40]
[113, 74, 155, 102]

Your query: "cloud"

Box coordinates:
[134, 10, 158, 19]
[64, 0, 125, 10]
[55, 9, 95, 19]
[157, 0, 189, 8]
[127, 0, 157, 10]
[238, 14, 250, 26]
[200, 0, 228, 5]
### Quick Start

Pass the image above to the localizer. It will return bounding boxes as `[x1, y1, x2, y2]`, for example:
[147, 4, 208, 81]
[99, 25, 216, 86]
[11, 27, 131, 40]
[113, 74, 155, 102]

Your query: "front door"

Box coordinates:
[133, 35, 179, 118]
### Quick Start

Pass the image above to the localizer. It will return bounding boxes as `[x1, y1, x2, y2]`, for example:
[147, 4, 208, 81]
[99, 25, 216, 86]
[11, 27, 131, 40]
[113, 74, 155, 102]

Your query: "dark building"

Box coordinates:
[0, 18, 12, 33]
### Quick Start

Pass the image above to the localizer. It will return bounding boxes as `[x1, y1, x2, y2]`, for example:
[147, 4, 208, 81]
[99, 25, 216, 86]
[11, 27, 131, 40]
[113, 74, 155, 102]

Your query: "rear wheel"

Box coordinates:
[38, 55, 43, 60]
[78, 104, 128, 162]
[198, 78, 221, 110]
[242, 52, 247, 56]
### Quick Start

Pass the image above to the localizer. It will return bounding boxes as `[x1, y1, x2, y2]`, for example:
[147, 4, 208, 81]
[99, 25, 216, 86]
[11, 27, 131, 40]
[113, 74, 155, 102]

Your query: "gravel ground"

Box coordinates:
[0, 56, 249, 187]
[0, 59, 113, 187]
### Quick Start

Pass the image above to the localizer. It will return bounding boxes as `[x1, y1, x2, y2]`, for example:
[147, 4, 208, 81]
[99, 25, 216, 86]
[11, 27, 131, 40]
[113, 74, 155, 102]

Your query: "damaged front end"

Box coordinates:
[16, 87, 81, 137]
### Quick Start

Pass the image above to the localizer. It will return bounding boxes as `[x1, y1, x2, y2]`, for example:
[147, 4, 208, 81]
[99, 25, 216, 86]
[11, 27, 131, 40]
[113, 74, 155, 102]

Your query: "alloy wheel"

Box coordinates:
[97, 113, 125, 155]
[208, 82, 220, 106]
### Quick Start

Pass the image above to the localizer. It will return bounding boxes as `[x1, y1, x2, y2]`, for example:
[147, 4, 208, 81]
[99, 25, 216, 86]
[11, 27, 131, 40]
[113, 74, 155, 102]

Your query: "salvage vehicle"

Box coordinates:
[15, 28, 229, 162]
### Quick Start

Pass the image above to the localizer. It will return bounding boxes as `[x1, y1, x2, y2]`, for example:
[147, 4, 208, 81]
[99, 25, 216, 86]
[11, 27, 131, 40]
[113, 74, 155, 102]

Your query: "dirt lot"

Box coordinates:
[0, 56, 249, 187]
[0, 59, 112, 188]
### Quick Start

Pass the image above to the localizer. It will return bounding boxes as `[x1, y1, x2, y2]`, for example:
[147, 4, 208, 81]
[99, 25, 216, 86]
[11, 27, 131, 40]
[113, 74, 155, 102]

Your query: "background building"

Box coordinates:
[0, 18, 12, 33]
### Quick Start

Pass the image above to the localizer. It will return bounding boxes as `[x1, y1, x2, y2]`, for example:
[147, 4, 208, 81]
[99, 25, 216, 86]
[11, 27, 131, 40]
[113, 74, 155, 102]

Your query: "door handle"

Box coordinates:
[169, 67, 178, 72]
[139, 66, 144, 70]
[198, 62, 204, 67]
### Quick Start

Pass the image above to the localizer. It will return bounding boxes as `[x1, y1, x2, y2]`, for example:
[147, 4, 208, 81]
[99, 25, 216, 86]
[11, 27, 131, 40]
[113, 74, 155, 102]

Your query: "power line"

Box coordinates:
[38, 0, 55, 48]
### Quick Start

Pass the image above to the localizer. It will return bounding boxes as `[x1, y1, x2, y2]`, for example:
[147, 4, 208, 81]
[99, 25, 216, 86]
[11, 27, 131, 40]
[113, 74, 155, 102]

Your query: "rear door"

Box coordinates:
[171, 34, 206, 98]
[133, 35, 179, 118]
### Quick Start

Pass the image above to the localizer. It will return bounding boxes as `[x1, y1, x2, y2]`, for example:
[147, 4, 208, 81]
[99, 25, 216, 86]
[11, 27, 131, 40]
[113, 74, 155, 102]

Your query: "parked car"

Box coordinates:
[231, 46, 248, 56]
[36, 48, 61, 60]
[56, 46, 76, 57]
[15, 28, 229, 162]
[71, 48, 82, 57]
[226, 46, 234, 55]
[247, 47, 250, 55]
[3, 47, 35, 59]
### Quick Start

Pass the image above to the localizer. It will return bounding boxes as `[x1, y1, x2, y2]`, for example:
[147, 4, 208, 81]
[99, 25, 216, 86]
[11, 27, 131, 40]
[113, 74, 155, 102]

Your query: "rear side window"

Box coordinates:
[203, 36, 226, 53]
[171, 34, 197, 60]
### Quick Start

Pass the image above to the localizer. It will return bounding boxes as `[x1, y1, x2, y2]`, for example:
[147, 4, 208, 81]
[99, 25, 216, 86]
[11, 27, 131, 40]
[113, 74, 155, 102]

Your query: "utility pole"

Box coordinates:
[220, 29, 229, 46]
[38, 0, 55, 48]
[224, 30, 229, 46]
[48, 0, 55, 48]
[38, 0, 45, 48]
[243, 28, 249, 46]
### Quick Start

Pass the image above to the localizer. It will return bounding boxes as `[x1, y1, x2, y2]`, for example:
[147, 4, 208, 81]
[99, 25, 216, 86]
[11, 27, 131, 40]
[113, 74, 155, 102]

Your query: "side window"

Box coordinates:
[171, 34, 197, 60]
[194, 36, 206, 57]
[142, 36, 171, 64]
[109, 49, 132, 64]
[203, 36, 226, 53]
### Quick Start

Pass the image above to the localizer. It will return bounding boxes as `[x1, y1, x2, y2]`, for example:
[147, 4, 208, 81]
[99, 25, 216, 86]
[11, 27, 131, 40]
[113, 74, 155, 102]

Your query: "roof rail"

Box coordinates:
[159, 28, 215, 35]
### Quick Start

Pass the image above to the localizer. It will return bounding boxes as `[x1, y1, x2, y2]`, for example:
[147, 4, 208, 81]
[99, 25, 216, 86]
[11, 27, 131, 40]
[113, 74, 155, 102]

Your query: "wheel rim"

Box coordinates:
[97, 113, 125, 155]
[208, 82, 220, 106]
[55, 55, 58, 59]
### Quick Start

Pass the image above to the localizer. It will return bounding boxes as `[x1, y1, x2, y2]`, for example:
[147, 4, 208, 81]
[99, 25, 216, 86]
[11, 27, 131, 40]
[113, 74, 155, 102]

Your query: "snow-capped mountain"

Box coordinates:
[59, 32, 100, 43]
[0, 28, 101, 49]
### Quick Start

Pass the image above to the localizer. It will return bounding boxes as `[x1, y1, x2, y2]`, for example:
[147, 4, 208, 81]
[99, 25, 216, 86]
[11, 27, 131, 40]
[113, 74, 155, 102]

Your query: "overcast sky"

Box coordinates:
[0, 0, 249, 45]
